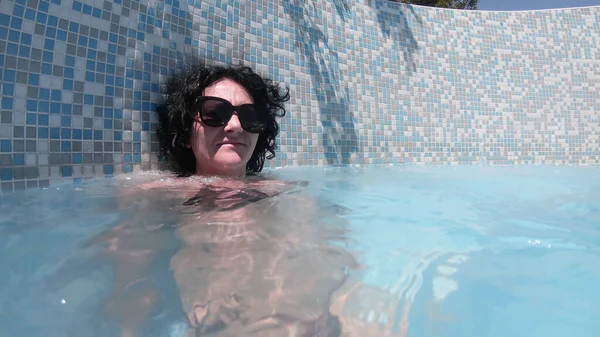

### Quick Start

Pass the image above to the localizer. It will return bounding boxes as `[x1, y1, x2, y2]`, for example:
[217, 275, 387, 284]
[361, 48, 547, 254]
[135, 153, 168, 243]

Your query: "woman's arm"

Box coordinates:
[90, 178, 192, 337]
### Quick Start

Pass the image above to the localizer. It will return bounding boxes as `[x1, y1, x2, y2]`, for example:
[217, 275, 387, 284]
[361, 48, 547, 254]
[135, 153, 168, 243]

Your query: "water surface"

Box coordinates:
[1, 165, 599, 337]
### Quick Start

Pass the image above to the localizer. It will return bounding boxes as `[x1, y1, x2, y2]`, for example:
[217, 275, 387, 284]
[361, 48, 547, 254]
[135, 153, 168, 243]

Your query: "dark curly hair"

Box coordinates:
[156, 61, 290, 176]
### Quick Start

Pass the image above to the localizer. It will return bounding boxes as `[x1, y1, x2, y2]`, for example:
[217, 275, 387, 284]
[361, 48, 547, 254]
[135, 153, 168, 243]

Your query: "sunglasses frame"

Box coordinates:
[192, 96, 266, 133]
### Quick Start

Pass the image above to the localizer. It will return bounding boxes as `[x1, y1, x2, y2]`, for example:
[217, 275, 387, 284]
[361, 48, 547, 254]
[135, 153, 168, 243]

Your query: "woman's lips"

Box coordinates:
[219, 141, 244, 146]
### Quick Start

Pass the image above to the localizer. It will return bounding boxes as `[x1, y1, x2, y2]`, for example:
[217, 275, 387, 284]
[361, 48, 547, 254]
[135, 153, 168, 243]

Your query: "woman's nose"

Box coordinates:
[223, 114, 243, 133]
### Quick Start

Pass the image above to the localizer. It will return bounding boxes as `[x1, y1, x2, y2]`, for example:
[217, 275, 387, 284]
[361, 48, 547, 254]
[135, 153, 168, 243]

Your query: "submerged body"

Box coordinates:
[99, 176, 359, 337]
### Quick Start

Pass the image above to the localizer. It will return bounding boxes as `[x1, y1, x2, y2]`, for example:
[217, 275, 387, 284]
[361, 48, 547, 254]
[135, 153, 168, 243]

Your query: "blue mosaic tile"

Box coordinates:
[0, 0, 599, 191]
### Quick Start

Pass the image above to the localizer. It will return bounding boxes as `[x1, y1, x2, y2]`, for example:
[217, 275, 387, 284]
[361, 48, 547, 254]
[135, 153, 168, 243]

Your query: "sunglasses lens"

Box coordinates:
[238, 105, 267, 133]
[200, 100, 232, 127]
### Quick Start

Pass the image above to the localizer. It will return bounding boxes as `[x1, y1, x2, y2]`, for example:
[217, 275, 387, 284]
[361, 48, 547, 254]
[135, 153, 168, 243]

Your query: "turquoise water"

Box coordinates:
[1, 165, 599, 336]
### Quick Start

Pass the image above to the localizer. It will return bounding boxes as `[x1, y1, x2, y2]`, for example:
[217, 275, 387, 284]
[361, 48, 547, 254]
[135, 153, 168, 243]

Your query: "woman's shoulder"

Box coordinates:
[113, 172, 215, 197]
[113, 171, 310, 198]
[245, 180, 309, 200]
[245, 176, 309, 189]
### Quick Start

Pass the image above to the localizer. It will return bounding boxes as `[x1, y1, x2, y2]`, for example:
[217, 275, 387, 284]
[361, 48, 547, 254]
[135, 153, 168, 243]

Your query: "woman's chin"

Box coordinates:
[213, 154, 248, 170]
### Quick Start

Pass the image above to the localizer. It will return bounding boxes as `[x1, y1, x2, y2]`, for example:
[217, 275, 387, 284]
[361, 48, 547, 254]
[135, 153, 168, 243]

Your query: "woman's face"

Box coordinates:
[189, 78, 259, 177]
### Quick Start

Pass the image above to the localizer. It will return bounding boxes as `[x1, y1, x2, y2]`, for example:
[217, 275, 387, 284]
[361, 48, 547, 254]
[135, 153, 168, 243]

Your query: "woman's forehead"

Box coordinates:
[203, 78, 254, 105]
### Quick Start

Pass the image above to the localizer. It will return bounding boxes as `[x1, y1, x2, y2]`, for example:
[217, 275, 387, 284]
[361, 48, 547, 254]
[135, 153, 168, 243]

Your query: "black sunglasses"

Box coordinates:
[193, 96, 267, 133]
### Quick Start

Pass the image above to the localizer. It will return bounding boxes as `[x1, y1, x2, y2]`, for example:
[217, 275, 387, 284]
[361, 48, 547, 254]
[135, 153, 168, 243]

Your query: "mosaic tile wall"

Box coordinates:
[0, 0, 599, 192]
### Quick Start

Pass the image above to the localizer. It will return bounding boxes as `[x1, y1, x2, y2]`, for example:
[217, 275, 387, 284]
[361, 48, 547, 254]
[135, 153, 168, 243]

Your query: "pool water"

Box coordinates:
[1, 165, 599, 337]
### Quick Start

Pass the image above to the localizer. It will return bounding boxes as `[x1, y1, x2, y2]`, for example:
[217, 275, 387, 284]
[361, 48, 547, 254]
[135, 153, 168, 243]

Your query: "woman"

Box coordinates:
[101, 62, 356, 337]
[156, 62, 288, 178]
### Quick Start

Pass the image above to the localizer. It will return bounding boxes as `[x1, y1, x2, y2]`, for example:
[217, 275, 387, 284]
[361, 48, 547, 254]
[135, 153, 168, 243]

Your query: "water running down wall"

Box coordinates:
[0, 0, 599, 192]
